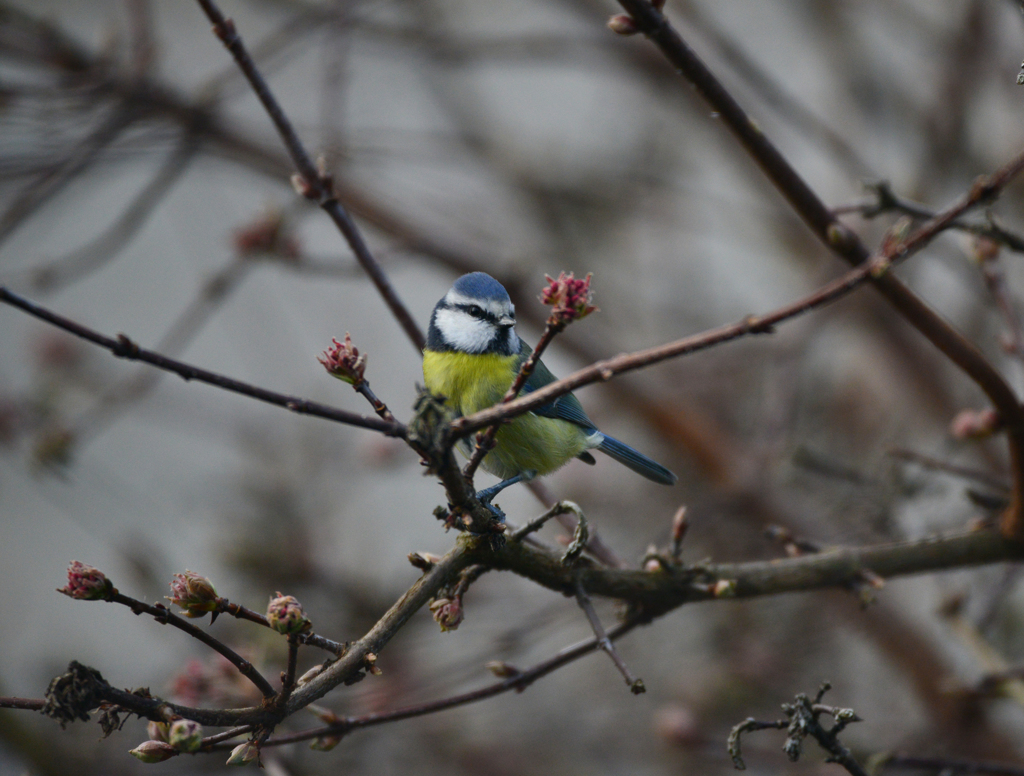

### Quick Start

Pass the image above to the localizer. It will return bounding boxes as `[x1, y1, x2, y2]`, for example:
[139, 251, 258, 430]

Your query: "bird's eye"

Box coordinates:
[467, 305, 484, 317]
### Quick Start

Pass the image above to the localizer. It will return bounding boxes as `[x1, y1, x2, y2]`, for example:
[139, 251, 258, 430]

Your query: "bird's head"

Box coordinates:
[427, 272, 519, 355]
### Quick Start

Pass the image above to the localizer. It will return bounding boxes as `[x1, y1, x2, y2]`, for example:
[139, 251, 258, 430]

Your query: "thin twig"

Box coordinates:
[107, 592, 276, 698]
[193, 0, 425, 351]
[215, 600, 347, 655]
[979, 252, 1024, 362]
[211, 617, 642, 750]
[574, 578, 645, 694]
[0, 697, 45, 711]
[0, 286, 405, 438]
[273, 635, 301, 711]
[839, 181, 1024, 253]
[200, 725, 253, 748]
[889, 448, 1010, 492]
[511, 501, 580, 542]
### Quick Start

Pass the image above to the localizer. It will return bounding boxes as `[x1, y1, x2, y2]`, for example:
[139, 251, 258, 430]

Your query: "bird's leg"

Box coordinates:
[475, 470, 537, 519]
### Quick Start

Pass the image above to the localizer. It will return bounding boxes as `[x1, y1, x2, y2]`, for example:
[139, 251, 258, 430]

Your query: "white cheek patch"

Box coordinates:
[434, 307, 495, 353]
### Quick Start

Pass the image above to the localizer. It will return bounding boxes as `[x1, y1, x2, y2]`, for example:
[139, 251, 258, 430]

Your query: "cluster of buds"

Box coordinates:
[58, 561, 113, 601]
[167, 570, 220, 619]
[232, 208, 300, 262]
[950, 407, 1002, 440]
[540, 272, 598, 327]
[266, 593, 312, 635]
[429, 596, 464, 632]
[318, 333, 367, 386]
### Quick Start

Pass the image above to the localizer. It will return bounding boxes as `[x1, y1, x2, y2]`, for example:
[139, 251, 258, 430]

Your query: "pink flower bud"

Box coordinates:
[607, 14, 639, 35]
[266, 593, 312, 635]
[129, 740, 177, 763]
[540, 272, 598, 326]
[232, 209, 300, 262]
[167, 571, 219, 618]
[58, 561, 112, 601]
[951, 408, 1001, 440]
[429, 597, 464, 632]
[318, 333, 367, 385]
[168, 718, 203, 753]
[226, 741, 259, 766]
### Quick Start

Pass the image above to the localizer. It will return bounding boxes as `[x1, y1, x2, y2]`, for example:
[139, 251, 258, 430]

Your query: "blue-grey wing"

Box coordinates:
[518, 341, 596, 430]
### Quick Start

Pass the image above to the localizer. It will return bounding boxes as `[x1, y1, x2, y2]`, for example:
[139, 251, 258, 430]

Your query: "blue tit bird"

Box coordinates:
[422, 272, 676, 505]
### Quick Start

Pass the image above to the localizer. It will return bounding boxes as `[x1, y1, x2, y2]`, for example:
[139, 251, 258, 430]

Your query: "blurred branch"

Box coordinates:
[839, 181, 1024, 254]
[875, 753, 1024, 775]
[0, 286, 405, 437]
[5, 135, 199, 294]
[193, 0, 425, 351]
[611, 0, 1024, 537]
[453, 155, 1024, 436]
[889, 449, 1010, 493]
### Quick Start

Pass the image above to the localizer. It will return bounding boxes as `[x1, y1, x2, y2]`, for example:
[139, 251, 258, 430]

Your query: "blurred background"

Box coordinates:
[2, 0, 1024, 773]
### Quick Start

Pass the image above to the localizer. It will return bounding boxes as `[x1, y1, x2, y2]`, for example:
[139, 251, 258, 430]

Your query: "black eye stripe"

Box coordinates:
[457, 303, 498, 323]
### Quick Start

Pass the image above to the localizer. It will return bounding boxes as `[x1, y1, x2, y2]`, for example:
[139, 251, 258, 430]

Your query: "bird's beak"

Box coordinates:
[498, 315, 515, 329]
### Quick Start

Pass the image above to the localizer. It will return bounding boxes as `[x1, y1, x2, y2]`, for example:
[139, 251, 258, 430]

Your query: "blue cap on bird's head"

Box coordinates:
[451, 272, 510, 303]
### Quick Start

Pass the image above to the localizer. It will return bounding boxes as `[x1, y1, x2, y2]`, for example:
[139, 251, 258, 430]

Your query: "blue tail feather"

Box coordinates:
[597, 435, 677, 485]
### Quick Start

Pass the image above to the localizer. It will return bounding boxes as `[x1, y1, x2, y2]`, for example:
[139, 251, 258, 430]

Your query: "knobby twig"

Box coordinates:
[0, 287, 405, 438]
[193, 0, 425, 351]
[728, 684, 866, 775]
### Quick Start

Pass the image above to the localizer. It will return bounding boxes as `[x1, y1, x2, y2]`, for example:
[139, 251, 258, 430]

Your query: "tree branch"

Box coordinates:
[193, 0, 425, 351]
[611, 0, 1024, 537]
[0, 287, 405, 438]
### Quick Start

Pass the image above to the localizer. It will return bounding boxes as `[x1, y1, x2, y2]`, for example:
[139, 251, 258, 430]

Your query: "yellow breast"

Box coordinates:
[421, 349, 595, 480]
